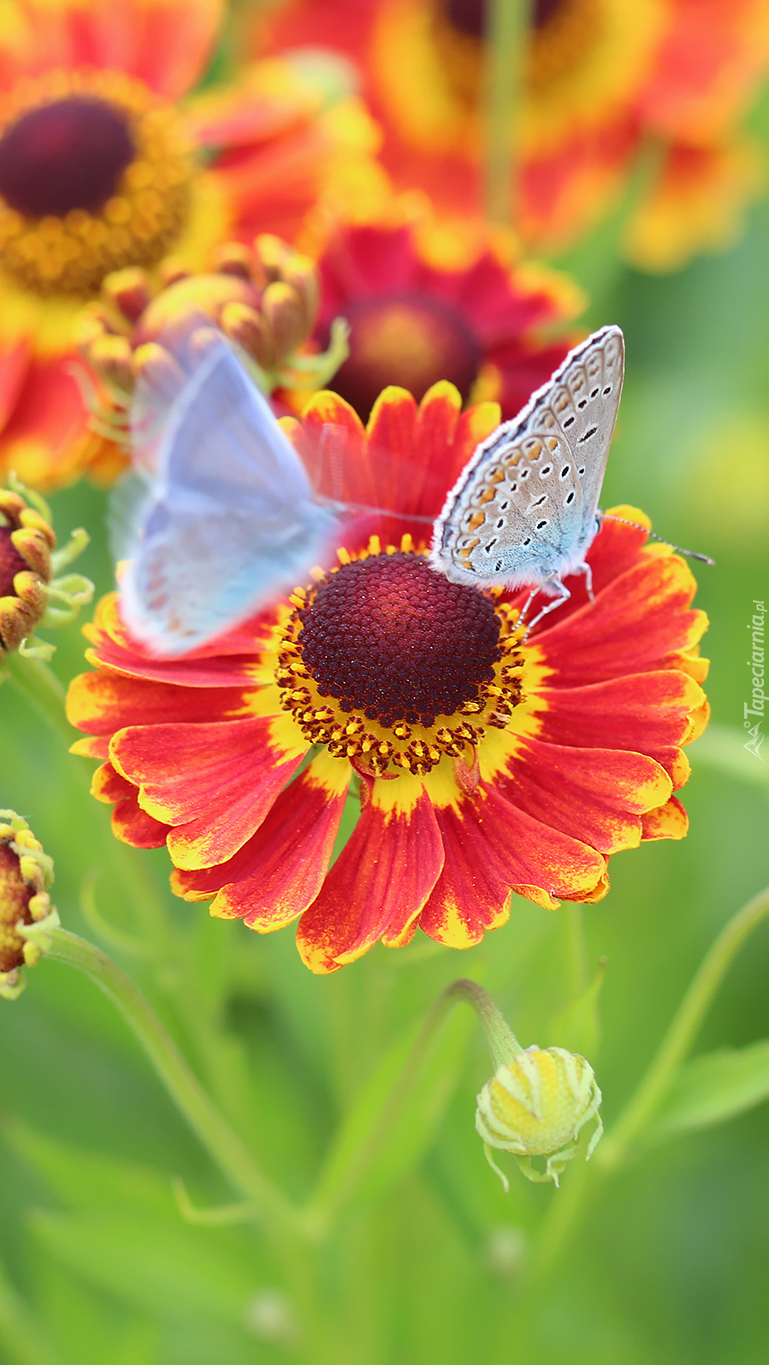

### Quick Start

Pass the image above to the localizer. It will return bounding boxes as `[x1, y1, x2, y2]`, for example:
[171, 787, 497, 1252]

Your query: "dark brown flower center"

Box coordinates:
[0, 96, 135, 219]
[0, 843, 32, 973]
[445, 0, 564, 37]
[0, 526, 28, 597]
[329, 294, 481, 420]
[297, 552, 501, 728]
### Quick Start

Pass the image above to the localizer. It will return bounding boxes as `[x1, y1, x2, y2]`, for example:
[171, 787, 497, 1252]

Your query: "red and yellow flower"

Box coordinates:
[309, 203, 583, 421]
[262, 0, 769, 267]
[0, 0, 383, 488]
[67, 384, 709, 974]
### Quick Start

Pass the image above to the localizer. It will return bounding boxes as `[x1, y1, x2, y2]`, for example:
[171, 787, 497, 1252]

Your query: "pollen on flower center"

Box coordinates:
[277, 538, 525, 777]
[0, 70, 194, 297]
[329, 293, 480, 419]
[0, 96, 135, 218]
[300, 552, 501, 725]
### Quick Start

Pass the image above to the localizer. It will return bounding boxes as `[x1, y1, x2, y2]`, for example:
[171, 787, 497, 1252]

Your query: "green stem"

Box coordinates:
[446, 978, 522, 1067]
[44, 927, 300, 1235]
[598, 883, 769, 1170]
[6, 654, 71, 745]
[304, 978, 518, 1234]
[483, 0, 530, 226]
[8, 649, 250, 1118]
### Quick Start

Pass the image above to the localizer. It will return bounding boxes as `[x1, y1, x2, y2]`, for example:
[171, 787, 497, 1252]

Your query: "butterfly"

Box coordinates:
[430, 325, 626, 630]
[118, 320, 708, 658]
[119, 322, 338, 655]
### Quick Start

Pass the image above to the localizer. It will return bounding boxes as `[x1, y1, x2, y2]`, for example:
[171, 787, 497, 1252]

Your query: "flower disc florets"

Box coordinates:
[476, 1045, 603, 1187]
[277, 535, 524, 776]
[0, 68, 193, 297]
[0, 811, 59, 1001]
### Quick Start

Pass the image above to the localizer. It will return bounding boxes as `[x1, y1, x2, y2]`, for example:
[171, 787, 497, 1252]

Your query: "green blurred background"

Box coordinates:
[2, 96, 769, 1365]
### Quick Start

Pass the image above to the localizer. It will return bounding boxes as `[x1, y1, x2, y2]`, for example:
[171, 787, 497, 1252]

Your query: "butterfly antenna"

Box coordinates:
[601, 514, 715, 566]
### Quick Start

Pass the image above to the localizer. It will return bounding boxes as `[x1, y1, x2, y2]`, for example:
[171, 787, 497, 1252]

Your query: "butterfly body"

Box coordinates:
[430, 326, 625, 599]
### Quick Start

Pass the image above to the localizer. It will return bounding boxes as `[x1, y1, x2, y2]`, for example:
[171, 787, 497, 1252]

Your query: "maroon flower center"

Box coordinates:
[297, 552, 501, 727]
[0, 843, 31, 973]
[445, 0, 564, 36]
[329, 293, 481, 420]
[0, 527, 28, 596]
[0, 96, 135, 218]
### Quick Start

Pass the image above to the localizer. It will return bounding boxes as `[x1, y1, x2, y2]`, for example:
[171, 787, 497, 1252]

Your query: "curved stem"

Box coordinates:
[598, 883, 769, 1170]
[44, 927, 301, 1235]
[303, 978, 517, 1235]
[484, 0, 530, 225]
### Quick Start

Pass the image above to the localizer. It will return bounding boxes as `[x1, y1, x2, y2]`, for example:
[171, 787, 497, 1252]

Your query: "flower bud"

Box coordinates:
[0, 811, 60, 1001]
[0, 487, 54, 661]
[476, 1045, 603, 1188]
[0, 481, 93, 666]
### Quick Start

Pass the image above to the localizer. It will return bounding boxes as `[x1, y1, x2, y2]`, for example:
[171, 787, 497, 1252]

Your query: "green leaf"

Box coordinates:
[3, 1119, 174, 1217]
[651, 1040, 769, 1139]
[29, 1211, 258, 1326]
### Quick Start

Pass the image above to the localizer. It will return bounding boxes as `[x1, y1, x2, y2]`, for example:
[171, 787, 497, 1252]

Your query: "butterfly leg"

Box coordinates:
[582, 560, 595, 604]
[521, 577, 571, 640]
[516, 583, 542, 631]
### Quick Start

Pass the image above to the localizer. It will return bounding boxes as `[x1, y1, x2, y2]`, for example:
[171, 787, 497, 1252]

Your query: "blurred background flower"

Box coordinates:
[0, 0, 382, 489]
[261, 0, 769, 266]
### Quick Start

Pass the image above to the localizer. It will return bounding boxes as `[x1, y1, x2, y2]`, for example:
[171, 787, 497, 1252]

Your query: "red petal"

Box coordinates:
[537, 670, 705, 770]
[296, 783, 444, 972]
[91, 761, 135, 803]
[494, 738, 672, 854]
[173, 753, 350, 929]
[110, 715, 306, 868]
[420, 784, 605, 945]
[536, 554, 706, 685]
[641, 795, 689, 840]
[111, 790, 170, 848]
[67, 669, 247, 735]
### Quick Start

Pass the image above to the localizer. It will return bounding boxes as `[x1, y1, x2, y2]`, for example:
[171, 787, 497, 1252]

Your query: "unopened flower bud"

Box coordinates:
[0, 481, 93, 666]
[0, 487, 54, 661]
[476, 1046, 603, 1188]
[0, 811, 60, 1001]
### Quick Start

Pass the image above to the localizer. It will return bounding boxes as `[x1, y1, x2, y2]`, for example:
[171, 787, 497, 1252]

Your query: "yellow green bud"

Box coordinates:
[0, 811, 60, 1001]
[476, 1045, 603, 1189]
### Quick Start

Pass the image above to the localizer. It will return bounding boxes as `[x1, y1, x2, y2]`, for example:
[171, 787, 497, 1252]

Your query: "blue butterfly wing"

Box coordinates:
[122, 334, 336, 655]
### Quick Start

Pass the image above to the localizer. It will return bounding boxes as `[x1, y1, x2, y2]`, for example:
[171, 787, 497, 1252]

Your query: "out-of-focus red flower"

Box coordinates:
[0, 0, 383, 488]
[68, 382, 710, 974]
[261, 0, 769, 268]
[309, 202, 583, 421]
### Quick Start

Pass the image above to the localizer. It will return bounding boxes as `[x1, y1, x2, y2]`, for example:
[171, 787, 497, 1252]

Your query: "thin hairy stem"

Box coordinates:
[44, 928, 301, 1235]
